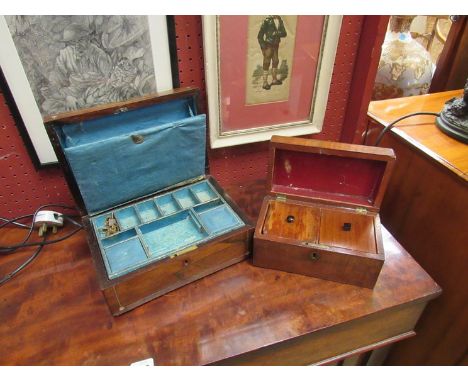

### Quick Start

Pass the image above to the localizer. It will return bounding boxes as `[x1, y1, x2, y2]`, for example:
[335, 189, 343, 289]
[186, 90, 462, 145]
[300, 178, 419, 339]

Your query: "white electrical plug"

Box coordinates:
[33, 211, 64, 236]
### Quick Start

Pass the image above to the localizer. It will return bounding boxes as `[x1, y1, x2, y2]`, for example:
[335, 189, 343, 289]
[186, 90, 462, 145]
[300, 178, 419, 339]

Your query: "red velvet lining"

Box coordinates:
[272, 149, 386, 206]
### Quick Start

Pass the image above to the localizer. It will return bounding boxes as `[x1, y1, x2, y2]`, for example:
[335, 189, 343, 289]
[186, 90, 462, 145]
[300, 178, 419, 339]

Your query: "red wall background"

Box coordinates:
[0, 16, 379, 218]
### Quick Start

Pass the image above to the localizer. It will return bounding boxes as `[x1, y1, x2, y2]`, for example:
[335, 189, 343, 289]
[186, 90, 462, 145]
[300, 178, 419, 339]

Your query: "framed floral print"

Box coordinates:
[0, 15, 176, 167]
[203, 15, 342, 148]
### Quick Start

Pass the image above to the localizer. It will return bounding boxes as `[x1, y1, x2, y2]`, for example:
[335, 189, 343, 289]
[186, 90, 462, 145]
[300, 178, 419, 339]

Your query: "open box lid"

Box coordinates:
[45, 87, 206, 216]
[268, 136, 396, 211]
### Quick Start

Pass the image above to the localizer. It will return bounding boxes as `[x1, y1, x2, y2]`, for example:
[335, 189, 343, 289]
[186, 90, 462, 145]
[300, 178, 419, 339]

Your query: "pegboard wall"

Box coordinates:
[175, 15, 365, 187]
[0, 95, 75, 218]
[0, 15, 364, 219]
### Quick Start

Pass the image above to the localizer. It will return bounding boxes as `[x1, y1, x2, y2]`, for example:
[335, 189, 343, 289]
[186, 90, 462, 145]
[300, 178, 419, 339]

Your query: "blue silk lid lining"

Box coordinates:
[58, 98, 206, 214]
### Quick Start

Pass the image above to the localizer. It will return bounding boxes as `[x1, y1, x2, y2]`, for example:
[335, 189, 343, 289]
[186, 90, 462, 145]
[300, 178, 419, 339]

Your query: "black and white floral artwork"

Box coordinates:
[5, 15, 157, 116]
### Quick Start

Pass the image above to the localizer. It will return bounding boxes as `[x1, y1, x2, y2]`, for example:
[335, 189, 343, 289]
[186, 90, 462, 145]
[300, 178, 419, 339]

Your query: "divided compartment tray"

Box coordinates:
[261, 199, 378, 254]
[139, 210, 208, 259]
[194, 200, 245, 235]
[91, 179, 245, 279]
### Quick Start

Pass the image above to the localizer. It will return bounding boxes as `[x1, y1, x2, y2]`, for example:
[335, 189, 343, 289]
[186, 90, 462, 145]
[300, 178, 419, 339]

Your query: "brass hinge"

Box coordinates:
[355, 207, 368, 214]
[276, 194, 287, 202]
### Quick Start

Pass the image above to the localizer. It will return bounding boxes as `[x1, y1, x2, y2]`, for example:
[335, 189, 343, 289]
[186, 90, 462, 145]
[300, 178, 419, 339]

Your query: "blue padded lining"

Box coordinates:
[139, 211, 208, 259]
[156, 194, 181, 215]
[101, 229, 137, 247]
[190, 182, 217, 203]
[197, 205, 241, 235]
[104, 237, 148, 275]
[115, 207, 140, 230]
[61, 98, 194, 147]
[173, 188, 198, 208]
[136, 200, 160, 223]
[62, 114, 206, 214]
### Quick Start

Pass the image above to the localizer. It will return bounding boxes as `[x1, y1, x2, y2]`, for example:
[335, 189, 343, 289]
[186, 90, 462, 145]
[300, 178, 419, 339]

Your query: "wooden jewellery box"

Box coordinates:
[45, 88, 254, 315]
[253, 136, 395, 288]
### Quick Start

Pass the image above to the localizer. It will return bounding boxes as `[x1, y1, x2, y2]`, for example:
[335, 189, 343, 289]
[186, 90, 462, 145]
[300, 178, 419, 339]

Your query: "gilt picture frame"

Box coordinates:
[0, 15, 177, 167]
[203, 15, 342, 148]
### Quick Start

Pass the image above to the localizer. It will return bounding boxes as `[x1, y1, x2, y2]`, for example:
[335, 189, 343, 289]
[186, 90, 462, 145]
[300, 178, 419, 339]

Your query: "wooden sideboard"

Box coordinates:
[0, 180, 440, 365]
[367, 90, 468, 365]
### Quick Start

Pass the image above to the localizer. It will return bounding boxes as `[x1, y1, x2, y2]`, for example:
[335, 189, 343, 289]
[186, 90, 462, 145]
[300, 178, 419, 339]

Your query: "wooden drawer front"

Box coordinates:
[253, 239, 383, 288]
[104, 229, 251, 314]
[319, 209, 376, 253]
[213, 302, 427, 365]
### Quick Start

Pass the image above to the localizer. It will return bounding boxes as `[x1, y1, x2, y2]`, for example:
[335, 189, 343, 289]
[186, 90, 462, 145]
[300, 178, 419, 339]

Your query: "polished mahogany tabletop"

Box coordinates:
[0, 181, 441, 365]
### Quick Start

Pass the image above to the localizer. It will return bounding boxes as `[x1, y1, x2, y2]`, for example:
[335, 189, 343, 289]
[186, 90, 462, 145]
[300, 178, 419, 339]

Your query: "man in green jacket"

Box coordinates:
[257, 15, 287, 90]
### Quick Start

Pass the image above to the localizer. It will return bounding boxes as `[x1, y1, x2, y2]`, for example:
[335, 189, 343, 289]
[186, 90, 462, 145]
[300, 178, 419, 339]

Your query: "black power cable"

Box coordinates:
[0, 235, 47, 286]
[0, 217, 30, 229]
[0, 215, 82, 252]
[374, 112, 440, 146]
[0, 204, 83, 286]
[0, 204, 82, 254]
[0, 214, 36, 230]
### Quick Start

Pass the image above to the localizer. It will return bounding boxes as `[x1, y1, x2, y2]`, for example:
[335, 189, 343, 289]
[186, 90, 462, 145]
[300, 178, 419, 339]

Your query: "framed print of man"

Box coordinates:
[258, 15, 287, 90]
